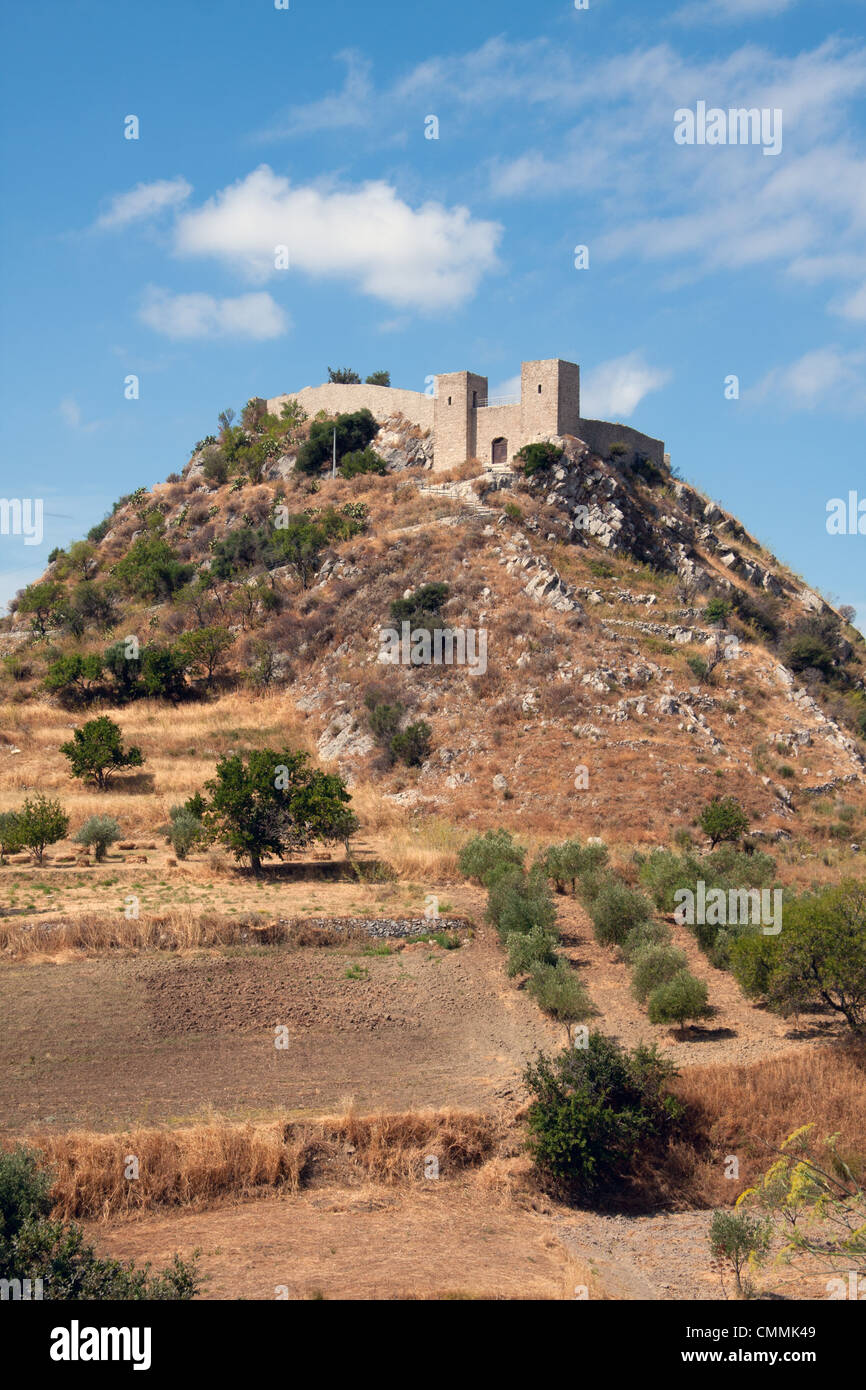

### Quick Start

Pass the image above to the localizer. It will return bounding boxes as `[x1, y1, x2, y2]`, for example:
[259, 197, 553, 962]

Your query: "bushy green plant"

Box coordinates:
[730, 879, 866, 1032]
[700, 796, 750, 849]
[487, 865, 557, 940]
[523, 1034, 682, 1192]
[164, 807, 203, 860]
[112, 534, 193, 601]
[0, 1145, 200, 1299]
[516, 441, 564, 477]
[14, 795, 69, 865]
[390, 721, 432, 767]
[620, 919, 672, 963]
[647, 971, 710, 1032]
[60, 716, 144, 789]
[538, 838, 608, 896]
[339, 448, 387, 479]
[296, 408, 377, 474]
[74, 815, 120, 862]
[505, 925, 558, 977]
[458, 828, 525, 886]
[527, 958, 594, 1031]
[631, 944, 688, 1004]
[589, 879, 653, 947]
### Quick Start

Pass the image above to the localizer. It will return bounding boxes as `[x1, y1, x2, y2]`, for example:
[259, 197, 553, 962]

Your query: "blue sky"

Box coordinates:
[1, 0, 864, 629]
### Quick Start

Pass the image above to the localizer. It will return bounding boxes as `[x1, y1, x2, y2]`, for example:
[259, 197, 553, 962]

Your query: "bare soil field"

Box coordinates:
[86, 1180, 576, 1300]
[0, 930, 559, 1133]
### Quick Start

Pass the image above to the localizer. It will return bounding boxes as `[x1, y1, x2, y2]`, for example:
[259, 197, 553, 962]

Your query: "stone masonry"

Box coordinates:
[266, 358, 664, 474]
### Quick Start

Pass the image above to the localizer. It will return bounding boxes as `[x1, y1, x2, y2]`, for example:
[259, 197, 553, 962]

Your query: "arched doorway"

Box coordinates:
[492, 437, 508, 464]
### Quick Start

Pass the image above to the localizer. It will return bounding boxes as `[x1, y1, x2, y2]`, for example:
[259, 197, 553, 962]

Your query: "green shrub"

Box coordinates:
[458, 828, 525, 886]
[339, 448, 387, 479]
[44, 653, 104, 705]
[60, 716, 144, 789]
[708, 1209, 771, 1299]
[704, 597, 731, 625]
[14, 795, 69, 865]
[74, 815, 120, 862]
[589, 879, 653, 947]
[487, 865, 557, 940]
[0, 1145, 201, 1299]
[699, 796, 750, 849]
[112, 535, 193, 601]
[527, 958, 594, 1029]
[165, 807, 203, 860]
[390, 721, 432, 767]
[538, 838, 608, 895]
[505, 926, 558, 977]
[296, 408, 378, 474]
[523, 1034, 682, 1192]
[620, 919, 672, 963]
[516, 441, 564, 477]
[631, 944, 688, 1004]
[0, 811, 23, 862]
[647, 971, 710, 1032]
[389, 583, 449, 632]
[140, 645, 188, 701]
[365, 370, 390, 386]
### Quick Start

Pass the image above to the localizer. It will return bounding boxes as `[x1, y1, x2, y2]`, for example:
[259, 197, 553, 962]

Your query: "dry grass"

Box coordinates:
[0, 908, 275, 959]
[22, 1108, 503, 1221]
[672, 1043, 866, 1206]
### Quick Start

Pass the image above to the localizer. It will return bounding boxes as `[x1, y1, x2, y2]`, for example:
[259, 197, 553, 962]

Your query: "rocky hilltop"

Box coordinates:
[2, 399, 864, 854]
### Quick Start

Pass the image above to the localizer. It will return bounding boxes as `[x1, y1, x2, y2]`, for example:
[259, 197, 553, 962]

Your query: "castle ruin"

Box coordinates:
[266, 358, 664, 473]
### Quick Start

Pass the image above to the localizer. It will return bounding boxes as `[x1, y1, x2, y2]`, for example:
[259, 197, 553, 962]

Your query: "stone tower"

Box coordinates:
[432, 370, 488, 472]
[519, 359, 580, 442]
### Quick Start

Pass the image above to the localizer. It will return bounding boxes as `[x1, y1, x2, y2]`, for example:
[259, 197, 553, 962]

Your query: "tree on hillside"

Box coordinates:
[295, 409, 378, 475]
[0, 811, 23, 864]
[175, 626, 234, 689]
[731, 879, 866, 1033]
[365, 371, 390, 386]
[74, 815, 121, 863]
[327, 367, 361, 383]
[43, 653, 104, 706]
[15, 796, 69, 865]
[112, 534, 193, 601]
[60, 716, 144, 790]
[699, 796, 750, 849]
[523, 1034, 682, 1193]
[16, 581, 68, 637]
[140, 644, 188, 701]
[199, 748, 354, 873]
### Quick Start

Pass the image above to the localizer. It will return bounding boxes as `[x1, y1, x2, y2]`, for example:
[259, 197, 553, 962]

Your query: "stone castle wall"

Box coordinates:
[265, 361, 664, 474]
[575, 417, 665, 468]
[266, 383, 434, 431]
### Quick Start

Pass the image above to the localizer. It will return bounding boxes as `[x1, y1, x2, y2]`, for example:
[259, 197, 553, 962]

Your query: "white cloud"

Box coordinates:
[139, 288, 289, 341]
[747, 347, 866, 411]
[488, 373, 522, 401]
[173, 165, 502, 312]
[580, 354, 672, 420]
[833, 282, 866, 322]
[59, 396, 101, 432]
[96, 177, 192, 230]
[258, 50, 373, 138]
